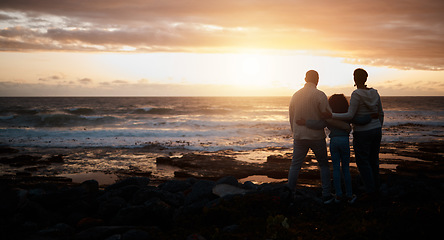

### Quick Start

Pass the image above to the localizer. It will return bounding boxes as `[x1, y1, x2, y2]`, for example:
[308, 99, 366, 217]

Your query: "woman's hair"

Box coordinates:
[328, 94, 349, 113]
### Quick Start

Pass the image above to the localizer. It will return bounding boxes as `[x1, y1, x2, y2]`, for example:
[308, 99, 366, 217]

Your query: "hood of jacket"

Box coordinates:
[354, 88, 380, 112]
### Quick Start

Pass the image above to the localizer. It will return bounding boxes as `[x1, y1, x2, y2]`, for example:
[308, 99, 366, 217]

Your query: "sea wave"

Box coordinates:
[132, 107, 175, 115]
[0, 114, 120, 128]
[0, 96, 442, 149]
[66, 108, 96, 115]
[0, 115, 14, 120]
[0, 127, 293, 150]
[0, 108, 40, 116]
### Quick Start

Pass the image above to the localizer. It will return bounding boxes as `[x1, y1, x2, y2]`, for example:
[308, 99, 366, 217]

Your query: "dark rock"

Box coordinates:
[24, 166, 41, 172]
[182, 198, 210, 214]
[16, 171, 32, 177]
[159, 179, 191, 193]
[418, 142, 444, 153]
[216, 176, 239, 186]
[185, 180, 216, 205]
[75, 226, 132, 240]
[186, 177, 198, 185]
[14, 199, 52, 226]
[157, 153, 257, 180]
[76, 217, 104, 230]
[108, 185, 141, 201]
[1, 154, 42, 167]
[105, 234, 121, 240]
[22, 221, 39, 231]
[39, 222, 75, 237]
[212, 184, 247, 198]
[105, 177, 150, 191]
[222, 224, 240, 233]
[155, 156, 174, 165]
[186, 233, 207, 240]
[243, 181, 258, 190]
[174, 170, 197, 179]
[66, 211, 89, 226]
[36, 186, 99, 217]
[0, 146, 19, 154]
[132, 187, 184, 207]
[112, 199, 172, 226]
[159, 191, 186, 207]
[266, 154, 291, 163]
[80, 180, 99, 194]
[1, 175, 73, 187]
[143, 198, 174, 226]
[121, 229, 151, 240]
[98, 196, 127, 218]
[130, 186, 158, 204]
[47, 154, 64, 163]
[396, 161, 444, 177]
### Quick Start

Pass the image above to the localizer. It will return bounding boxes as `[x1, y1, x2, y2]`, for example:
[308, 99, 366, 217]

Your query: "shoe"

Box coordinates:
[347, 194, 357, 204]
[334, 195, 344, 203]
[322, 195, 335, 204]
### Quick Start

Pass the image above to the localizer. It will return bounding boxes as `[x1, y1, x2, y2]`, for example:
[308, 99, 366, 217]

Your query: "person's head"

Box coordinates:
[328, 94, 349, 113]
[353, 68, 368, 87]
[305, 70, 319, 85]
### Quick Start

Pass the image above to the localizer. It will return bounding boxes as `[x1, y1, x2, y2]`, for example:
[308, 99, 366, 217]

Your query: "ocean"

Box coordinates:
[1, 96, 443, 151]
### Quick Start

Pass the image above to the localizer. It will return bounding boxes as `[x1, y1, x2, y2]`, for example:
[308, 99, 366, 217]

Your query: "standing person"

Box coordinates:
[297, 94, 372, 204]
[332, 68, 384, 200]
[288, 70, 334, 204]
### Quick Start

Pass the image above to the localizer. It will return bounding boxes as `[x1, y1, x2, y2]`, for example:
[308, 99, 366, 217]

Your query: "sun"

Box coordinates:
[233, 54, 274, 87]
[241, 56, 260, 76]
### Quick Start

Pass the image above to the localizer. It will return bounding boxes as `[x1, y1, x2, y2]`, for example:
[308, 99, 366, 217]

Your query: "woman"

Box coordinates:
[332, 68, 384, 199]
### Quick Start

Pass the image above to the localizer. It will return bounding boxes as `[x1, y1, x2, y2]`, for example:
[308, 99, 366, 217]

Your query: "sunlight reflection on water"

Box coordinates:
[239, 175, 287, 184]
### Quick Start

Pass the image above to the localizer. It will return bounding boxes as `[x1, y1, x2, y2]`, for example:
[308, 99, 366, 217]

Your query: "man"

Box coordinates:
[288, 70, 334, 204]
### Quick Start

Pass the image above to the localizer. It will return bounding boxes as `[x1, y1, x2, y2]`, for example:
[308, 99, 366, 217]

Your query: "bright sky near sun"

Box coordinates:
[0, 0, 443, 96]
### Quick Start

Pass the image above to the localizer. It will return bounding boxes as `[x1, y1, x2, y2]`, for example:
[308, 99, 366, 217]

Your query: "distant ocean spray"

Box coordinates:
[0, 97, 443, 150]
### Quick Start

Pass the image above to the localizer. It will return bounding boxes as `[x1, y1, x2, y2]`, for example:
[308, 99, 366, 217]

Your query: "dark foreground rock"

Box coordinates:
[0, 173, 443, 240]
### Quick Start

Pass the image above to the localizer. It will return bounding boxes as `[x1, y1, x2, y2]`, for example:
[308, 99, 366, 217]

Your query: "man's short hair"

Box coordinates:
[305, 70, 319, 83]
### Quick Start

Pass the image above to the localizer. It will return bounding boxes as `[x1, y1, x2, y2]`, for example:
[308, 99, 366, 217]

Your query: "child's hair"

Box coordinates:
[328, 94, 349, 113]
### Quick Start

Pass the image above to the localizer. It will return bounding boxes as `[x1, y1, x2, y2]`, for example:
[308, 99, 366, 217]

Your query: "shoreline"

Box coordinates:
[0, 141, 442, 188]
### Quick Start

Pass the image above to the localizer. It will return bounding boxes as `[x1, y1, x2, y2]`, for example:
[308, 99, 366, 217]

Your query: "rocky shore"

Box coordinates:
[0, 142, 443, 239]
[1, 173, 443, 239]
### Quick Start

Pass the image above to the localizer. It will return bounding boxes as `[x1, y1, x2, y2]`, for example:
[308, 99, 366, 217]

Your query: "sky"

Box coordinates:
[0, 0, 443, 96]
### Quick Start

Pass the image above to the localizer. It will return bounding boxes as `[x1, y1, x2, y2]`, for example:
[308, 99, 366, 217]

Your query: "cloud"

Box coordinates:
[0, 79, 291, 96]
[0, 12, 15, 21]
[38, 74, 64, 82]
[78, 78, 92, 84]
[0, 0, 443, 70]
[111, 80, 128, 84]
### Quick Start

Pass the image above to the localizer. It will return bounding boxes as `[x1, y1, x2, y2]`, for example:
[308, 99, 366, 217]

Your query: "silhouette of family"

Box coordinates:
[288, 68, 384, 204]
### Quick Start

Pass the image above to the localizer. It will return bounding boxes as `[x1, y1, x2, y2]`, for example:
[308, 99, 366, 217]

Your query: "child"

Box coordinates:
[297, 94, 371, 203]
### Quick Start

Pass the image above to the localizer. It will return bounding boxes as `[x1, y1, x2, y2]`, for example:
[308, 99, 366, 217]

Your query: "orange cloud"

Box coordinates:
[0, 0, 443, 70]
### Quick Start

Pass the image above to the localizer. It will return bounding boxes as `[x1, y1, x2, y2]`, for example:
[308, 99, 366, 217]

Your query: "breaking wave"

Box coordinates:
[0, 114, 119, 128]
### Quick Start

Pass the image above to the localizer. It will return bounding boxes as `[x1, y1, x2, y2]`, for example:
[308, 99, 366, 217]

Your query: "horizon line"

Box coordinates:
[1, 95, 443, 98]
